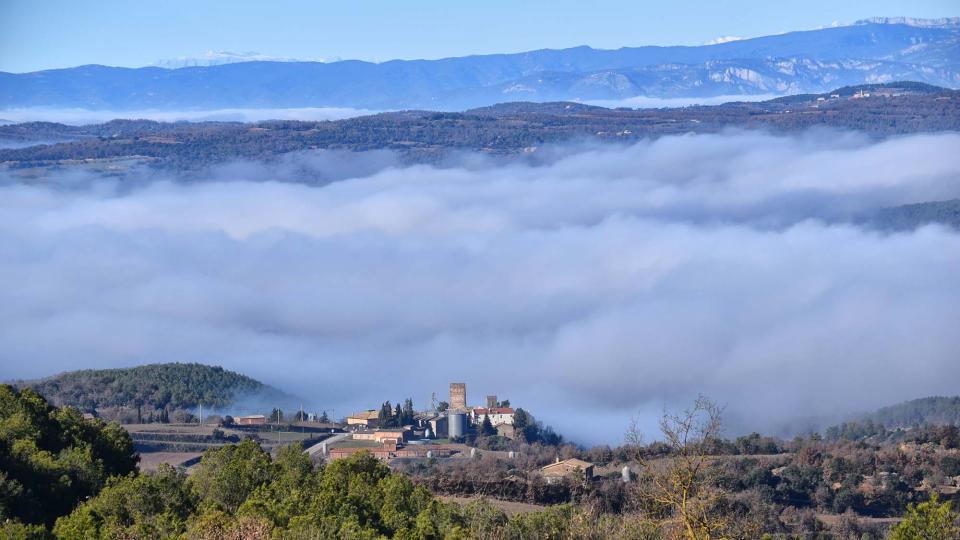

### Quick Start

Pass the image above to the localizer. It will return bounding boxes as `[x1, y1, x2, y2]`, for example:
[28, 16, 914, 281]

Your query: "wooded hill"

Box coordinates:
[864, 396, 960, 429]
[14, 362, 291, 415]
[823, 396, 960, 443]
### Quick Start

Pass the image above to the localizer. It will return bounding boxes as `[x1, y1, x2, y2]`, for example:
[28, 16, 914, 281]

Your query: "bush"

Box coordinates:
[888, 494, 960, 540]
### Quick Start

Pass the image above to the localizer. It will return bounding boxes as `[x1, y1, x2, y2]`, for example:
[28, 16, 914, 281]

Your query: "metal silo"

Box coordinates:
[447, 410, 467, 439]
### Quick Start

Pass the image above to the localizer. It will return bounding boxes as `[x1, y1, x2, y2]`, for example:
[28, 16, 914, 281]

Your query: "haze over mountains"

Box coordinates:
[1, 17, 958, 111]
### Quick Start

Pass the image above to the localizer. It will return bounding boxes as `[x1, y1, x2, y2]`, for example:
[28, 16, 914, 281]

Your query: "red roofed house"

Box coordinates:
[470, 407, 515, 427]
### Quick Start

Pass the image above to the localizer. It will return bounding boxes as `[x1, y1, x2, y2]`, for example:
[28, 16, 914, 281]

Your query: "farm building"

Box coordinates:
[352, 427, 410, 443]
[540, 458, 594, 484]
[346, 410, 380, 427]
[426, 415, 448, 438]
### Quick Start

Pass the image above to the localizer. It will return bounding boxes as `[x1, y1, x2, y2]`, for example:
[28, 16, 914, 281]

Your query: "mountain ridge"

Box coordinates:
[2, 20, 958, 110]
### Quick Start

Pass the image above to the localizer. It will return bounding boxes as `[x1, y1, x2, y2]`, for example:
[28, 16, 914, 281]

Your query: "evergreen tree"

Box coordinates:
[512, 408, 538, 443]
[402, 398, 415, 426]
[480, 415, 496, 437]
[378, 401, 393, 428]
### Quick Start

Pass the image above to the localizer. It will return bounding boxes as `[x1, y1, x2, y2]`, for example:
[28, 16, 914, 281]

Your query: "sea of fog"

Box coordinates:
[1, 130, 958, 444]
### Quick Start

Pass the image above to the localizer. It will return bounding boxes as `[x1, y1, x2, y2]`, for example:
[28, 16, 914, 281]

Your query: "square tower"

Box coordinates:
[486, 395, 497, 409]
[450, 383, 467, 410]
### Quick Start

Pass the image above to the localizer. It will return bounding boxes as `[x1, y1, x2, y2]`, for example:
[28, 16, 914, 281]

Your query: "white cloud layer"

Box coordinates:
[585, 94, 782, 109]
[1, 131, 959, 444]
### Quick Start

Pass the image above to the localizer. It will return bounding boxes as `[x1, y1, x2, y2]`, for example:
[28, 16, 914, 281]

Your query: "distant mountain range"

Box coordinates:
[1, 18, 958, 111]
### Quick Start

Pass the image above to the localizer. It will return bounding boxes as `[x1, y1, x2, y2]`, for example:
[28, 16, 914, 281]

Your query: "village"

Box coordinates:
[205, 382, 596, 485]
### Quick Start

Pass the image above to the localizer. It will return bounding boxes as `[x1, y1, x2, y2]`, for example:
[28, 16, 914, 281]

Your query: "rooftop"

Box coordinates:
[541, 458, 594, 473]
[472, 407, 514, 415]
[347, 410, 380, 420]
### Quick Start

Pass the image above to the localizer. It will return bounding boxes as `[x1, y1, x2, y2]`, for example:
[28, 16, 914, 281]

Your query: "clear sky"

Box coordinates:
[1, 0, 957, 73]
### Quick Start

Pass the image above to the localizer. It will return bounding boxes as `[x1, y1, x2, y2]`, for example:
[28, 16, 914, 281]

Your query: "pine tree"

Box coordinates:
[480, 415, 496, 437]
[378, 401, 393, 428]
[402, 398, 415, 425]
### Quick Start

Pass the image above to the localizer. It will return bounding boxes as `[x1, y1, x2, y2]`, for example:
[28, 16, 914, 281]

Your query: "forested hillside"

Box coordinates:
[867, 200, 960, 231]
[0, 385, 138, 532]
[865, 396, 960, 428]
[0, 84, 957, 172]
[823, 396, 960, 443]
[15, 363, 290, 420]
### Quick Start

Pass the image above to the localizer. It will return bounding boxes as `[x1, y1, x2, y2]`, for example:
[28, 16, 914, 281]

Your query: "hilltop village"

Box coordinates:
[330, 383, 519, 461]
[224, 382, 591, 483]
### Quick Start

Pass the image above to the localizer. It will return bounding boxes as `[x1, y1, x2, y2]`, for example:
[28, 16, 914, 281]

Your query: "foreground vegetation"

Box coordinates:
[3, 385, 960, 539]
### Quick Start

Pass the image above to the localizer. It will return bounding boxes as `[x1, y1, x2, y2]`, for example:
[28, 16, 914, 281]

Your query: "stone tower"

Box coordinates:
[450, 382, 467, 410]
[486, 395, 497, 408]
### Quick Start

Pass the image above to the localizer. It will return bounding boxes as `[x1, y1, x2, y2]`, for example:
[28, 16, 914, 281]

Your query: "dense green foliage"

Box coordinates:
[50, 441, 663, 540]
[0, 385, 138, 528]
[888, 494, 960, 540]
[18, 362, 287, 415]
[52, 465, 195, 539]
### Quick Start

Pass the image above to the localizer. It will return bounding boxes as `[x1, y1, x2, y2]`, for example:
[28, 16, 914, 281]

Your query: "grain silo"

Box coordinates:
[448, 410, 467, 439]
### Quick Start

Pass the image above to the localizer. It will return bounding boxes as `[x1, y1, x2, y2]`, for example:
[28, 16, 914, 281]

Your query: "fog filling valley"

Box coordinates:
[2, 130, 959, 444]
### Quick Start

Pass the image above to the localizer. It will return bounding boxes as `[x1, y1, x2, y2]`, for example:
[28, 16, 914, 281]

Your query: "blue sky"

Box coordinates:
[1, 0, 957, 72]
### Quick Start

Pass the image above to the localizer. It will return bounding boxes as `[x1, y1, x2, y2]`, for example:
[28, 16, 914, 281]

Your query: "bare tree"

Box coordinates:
[627, 395, 729, 540]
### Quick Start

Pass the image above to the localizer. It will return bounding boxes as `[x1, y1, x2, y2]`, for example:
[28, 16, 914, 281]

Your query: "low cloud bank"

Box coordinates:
[1, 131, 958, 444]
[0, 107, 377, 125]
[586, 94, 782, 109]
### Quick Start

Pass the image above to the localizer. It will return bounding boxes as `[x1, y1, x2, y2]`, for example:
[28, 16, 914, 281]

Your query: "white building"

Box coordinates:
[470, 407, 515, 426]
